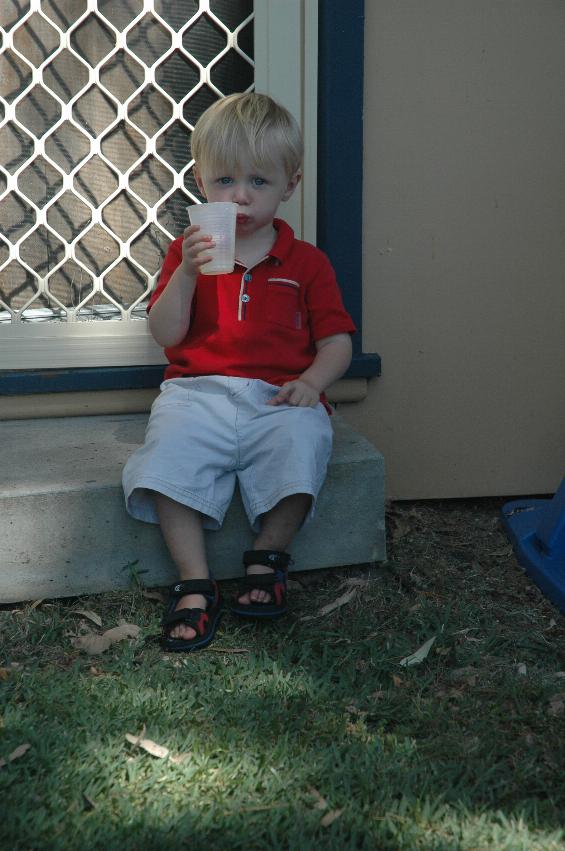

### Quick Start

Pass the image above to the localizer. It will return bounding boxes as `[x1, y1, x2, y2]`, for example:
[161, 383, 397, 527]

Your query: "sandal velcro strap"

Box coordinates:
[169, 579, 217, 598]
[161, 579, 222, 652]
[232, 551, 290, 619]
[242, 550, 291, 569]
[162, 607, 205, 629]
[237, 572, 280, 592]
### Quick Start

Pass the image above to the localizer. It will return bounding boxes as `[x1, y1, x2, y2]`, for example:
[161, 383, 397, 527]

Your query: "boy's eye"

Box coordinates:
[252, 177, 267, 187]
[218, 177, 233, 185]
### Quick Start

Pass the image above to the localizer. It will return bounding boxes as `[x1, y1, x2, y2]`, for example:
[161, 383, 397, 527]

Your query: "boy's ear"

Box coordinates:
[194, 165, 207, 198]
[282, 170, 302, 202]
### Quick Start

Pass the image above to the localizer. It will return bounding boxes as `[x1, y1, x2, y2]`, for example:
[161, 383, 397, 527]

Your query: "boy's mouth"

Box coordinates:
[236, 213, 251, 224]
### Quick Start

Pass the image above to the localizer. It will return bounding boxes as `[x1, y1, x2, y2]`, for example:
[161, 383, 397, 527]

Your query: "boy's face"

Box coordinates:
[194, 155, 301, 238]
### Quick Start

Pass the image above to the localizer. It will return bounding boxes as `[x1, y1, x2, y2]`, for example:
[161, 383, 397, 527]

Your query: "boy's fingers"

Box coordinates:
[267, 382, 320, 407]
[186, 236, 214, 250]
[267, 385, 292, 405]
[183, 237, 215, 264]
[266, 393, 285, 406]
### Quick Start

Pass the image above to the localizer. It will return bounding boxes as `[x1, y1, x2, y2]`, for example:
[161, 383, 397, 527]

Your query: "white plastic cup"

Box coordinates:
[187, 201, 237, 275]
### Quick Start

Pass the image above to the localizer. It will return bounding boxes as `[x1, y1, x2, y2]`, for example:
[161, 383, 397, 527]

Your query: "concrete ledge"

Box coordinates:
[1, 413, 385, 603]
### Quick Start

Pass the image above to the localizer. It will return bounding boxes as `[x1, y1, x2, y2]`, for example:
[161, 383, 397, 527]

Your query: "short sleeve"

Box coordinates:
[305, 251, 357, 341]
[147, 237, 183, 312]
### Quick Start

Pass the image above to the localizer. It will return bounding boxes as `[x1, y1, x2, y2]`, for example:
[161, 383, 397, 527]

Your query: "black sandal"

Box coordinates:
[231, 550, 291, 619]
[161, 579, 222, 652]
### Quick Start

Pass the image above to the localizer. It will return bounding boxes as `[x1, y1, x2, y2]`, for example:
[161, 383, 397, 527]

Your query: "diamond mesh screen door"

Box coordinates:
[0, 0, 316, 370]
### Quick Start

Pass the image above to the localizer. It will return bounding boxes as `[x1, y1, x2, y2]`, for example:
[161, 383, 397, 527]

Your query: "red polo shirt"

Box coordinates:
[148, 218, 356, 387]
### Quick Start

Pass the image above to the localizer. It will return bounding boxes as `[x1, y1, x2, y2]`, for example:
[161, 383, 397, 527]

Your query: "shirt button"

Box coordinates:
[244, 273, 252, 282]
[241, 294, 251, 303]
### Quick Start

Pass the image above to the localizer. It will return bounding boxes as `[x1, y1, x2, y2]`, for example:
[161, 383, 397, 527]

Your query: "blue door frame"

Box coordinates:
[0, 0, 379, 395]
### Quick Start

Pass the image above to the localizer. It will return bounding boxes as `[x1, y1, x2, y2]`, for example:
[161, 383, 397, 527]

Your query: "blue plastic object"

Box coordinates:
[501, 477, 565, 613]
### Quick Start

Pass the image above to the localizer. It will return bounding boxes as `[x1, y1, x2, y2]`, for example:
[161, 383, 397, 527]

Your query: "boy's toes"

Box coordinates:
[237, 589, 271, 606]
[170, 624, 196, 640]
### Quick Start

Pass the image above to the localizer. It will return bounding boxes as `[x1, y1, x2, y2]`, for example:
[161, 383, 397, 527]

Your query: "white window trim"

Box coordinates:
[254, 0, 318, 245]
[0, 0, 318, 371]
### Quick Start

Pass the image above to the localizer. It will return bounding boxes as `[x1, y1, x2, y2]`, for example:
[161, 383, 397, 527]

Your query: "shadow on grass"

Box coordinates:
[1, 497, 564, 850]
[1, 621, 564, 851]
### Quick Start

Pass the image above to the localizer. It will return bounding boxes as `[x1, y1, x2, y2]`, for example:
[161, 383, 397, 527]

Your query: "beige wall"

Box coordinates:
[341, 0, 565, 499]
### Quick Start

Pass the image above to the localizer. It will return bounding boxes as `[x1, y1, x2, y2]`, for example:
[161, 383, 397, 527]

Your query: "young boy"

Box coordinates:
[122, 93, 355, 651]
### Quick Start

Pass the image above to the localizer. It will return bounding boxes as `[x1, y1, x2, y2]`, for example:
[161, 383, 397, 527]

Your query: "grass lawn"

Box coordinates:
[1, 499, 564, 850]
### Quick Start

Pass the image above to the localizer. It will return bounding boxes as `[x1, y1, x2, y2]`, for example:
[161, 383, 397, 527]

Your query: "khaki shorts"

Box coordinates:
[122, 376, 333, 531]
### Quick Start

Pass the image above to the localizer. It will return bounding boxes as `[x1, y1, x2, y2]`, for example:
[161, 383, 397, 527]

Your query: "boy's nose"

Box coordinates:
[232, 185, 250, 205]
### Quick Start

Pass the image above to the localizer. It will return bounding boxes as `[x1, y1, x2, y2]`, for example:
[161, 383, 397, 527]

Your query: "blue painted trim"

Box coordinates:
[0, 366, 165, 396]
[347, 353, 381, 378]
[317, 0, 376, 366]
[1, 1, 380, 397]
[0, 353, 380, 396]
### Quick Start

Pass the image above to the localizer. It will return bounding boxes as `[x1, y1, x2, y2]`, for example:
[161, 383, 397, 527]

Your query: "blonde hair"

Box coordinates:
[191, 93, 303, 179]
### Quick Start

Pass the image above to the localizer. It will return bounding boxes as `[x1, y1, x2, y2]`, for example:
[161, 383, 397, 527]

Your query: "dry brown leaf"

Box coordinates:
[0, 668, 9, 681]
[309, 787, 329, 810]
[399, 635, 436, 668]
[320, 808, 343, 827]
[392, 674, 404, 688]
[125, 732, 169, 759]
[341, 577, 369, 588]
[318, 586, 359, 617]
[71, 609, 103, 627]
[131, 723, 147, 743]
[301, 580, 369, 620]
[548, 693, 565, 717]
[72, 623, 141, 655]
[0, 742, 31, 769]
[517, 663, 527, 676]
[29, 599, 44, 610]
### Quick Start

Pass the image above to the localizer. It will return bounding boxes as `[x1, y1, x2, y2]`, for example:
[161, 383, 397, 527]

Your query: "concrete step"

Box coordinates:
[1, 413, 386, 604]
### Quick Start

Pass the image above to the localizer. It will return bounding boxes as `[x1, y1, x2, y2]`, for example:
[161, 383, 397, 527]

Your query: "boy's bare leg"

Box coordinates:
[238, 493, 311, 605]
[155, 493, 210, 640]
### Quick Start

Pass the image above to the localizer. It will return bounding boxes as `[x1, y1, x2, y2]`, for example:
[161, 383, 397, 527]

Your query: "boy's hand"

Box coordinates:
[180, 224, 215, 277]
[267, 379, 320, 407]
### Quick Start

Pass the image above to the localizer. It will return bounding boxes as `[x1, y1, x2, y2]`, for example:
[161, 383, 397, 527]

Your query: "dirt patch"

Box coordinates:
[385, 497, 548, 601]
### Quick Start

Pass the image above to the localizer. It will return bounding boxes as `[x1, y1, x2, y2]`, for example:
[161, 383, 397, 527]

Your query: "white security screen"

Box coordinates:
[0, 0, 316, 369]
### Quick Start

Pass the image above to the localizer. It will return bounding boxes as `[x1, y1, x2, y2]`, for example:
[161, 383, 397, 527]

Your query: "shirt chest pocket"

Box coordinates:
[266, 278, 302, 330]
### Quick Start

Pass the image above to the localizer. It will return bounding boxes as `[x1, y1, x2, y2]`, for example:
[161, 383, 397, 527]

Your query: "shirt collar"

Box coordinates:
[268, 218, 295, 264]
[234, 219, 295, 270]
